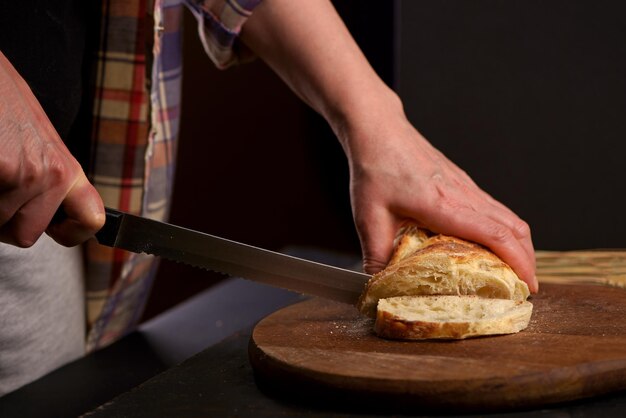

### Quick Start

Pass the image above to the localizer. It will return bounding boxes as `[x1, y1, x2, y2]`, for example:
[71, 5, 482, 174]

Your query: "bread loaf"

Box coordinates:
[357, 224, 530, 318]
[374, 295, 533, 340]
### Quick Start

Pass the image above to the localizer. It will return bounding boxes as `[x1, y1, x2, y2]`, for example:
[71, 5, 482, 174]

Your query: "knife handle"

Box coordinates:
[94, 207, 125, 247]
[50, 206, 123, 246]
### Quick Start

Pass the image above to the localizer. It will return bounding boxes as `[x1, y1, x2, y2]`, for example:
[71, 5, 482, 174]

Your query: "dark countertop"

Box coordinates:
[83, 326, 626, 418]
[2, 248, 626, 417]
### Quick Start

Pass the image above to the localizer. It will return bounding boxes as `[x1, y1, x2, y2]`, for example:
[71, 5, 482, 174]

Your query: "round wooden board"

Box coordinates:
[249, 283, 626, 412]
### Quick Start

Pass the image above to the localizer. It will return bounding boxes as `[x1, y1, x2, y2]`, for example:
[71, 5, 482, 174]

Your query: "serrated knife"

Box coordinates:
[95, 207, 369, 305]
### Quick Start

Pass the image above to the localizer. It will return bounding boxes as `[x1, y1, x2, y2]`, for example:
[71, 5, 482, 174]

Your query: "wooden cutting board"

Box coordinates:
[249, 251, 626, 412]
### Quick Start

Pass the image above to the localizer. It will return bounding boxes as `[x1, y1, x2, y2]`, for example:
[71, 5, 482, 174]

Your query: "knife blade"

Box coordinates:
[95, 208, 370, 305]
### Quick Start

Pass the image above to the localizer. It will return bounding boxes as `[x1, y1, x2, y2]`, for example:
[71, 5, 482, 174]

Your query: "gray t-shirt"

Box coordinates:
[0, 235, 85, 395]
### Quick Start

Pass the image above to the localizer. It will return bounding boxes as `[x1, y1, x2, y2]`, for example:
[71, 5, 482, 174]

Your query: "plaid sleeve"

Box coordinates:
[183, 0, 263, 69]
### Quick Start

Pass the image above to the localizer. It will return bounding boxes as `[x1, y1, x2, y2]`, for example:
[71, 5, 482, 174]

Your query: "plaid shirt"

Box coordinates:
[85, 0, 261, 351]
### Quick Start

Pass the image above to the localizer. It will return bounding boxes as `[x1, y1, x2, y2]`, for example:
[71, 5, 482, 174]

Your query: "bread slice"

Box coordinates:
[357, 225, 530, 318]
[375, 295, 533, 340]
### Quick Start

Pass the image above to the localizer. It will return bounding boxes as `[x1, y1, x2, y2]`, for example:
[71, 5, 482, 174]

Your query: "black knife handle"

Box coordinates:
[94, 207, 125, 247]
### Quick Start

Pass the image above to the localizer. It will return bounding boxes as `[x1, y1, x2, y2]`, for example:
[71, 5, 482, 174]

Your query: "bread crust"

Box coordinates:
[387, 224, 431, 265]
[357, 225, 530, 318]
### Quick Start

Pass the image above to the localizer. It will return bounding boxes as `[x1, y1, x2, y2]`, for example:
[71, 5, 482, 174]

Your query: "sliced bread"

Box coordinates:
[358, 225, 530, 318]
[375, 295, 533, 340]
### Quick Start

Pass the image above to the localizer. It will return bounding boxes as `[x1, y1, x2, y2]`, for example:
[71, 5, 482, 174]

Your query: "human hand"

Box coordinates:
[0, 51, 104, 247]
[339, 93, 538, 292]
[238, 0, 536, 291]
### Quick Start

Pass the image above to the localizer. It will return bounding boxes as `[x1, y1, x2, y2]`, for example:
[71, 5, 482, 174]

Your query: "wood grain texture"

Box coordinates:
[250, 281, 626, 412]
[537, 250, 626, 288]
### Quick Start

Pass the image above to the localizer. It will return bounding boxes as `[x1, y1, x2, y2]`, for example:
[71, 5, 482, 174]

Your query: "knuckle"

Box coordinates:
[20, 157, 43, 189]
[432, 194, 464, 217]
[513, 219, 531, 238]
[431, 189, 450, 213]
[488, 223, 513, 244]
[362, 257, 388, 275]
[47, 157, 72, 185]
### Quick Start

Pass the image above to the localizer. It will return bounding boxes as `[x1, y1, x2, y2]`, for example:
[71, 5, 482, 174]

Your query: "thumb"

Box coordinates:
[47, 175, 105, 246]
[355, 209, 399, 275]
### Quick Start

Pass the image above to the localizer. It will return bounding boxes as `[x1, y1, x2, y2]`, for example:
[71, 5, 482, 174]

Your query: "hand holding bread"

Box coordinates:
[358, 224, 533, 340]
[340, 111, 537, 292]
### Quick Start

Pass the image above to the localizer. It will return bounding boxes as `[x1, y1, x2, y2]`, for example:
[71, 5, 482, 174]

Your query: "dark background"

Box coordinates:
[398, 0, 626, 251]
[143, 0, 626, 319]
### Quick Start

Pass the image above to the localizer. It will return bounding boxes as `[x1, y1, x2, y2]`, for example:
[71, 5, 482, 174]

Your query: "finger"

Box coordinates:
[471, 189, 537, 273]
[0, 170, 57, 245]
[446, 181, 538, 284]
[354, 207, 400, 274]
[46, 175, 104, 246]
[0, 193, 26, 230]
[484, 203, 536, 272]
[0, 171, 48, 229]
[0, 194, 59, 247]
[422, 206, 538, 293]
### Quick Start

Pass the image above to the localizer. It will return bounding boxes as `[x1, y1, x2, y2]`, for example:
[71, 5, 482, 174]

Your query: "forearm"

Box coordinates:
[240, 0, 402, 150]
[239, 1, 537, 289]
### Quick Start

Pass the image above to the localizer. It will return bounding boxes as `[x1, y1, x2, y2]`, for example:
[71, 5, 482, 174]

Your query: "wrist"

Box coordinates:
[327, 83, 405, 157]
